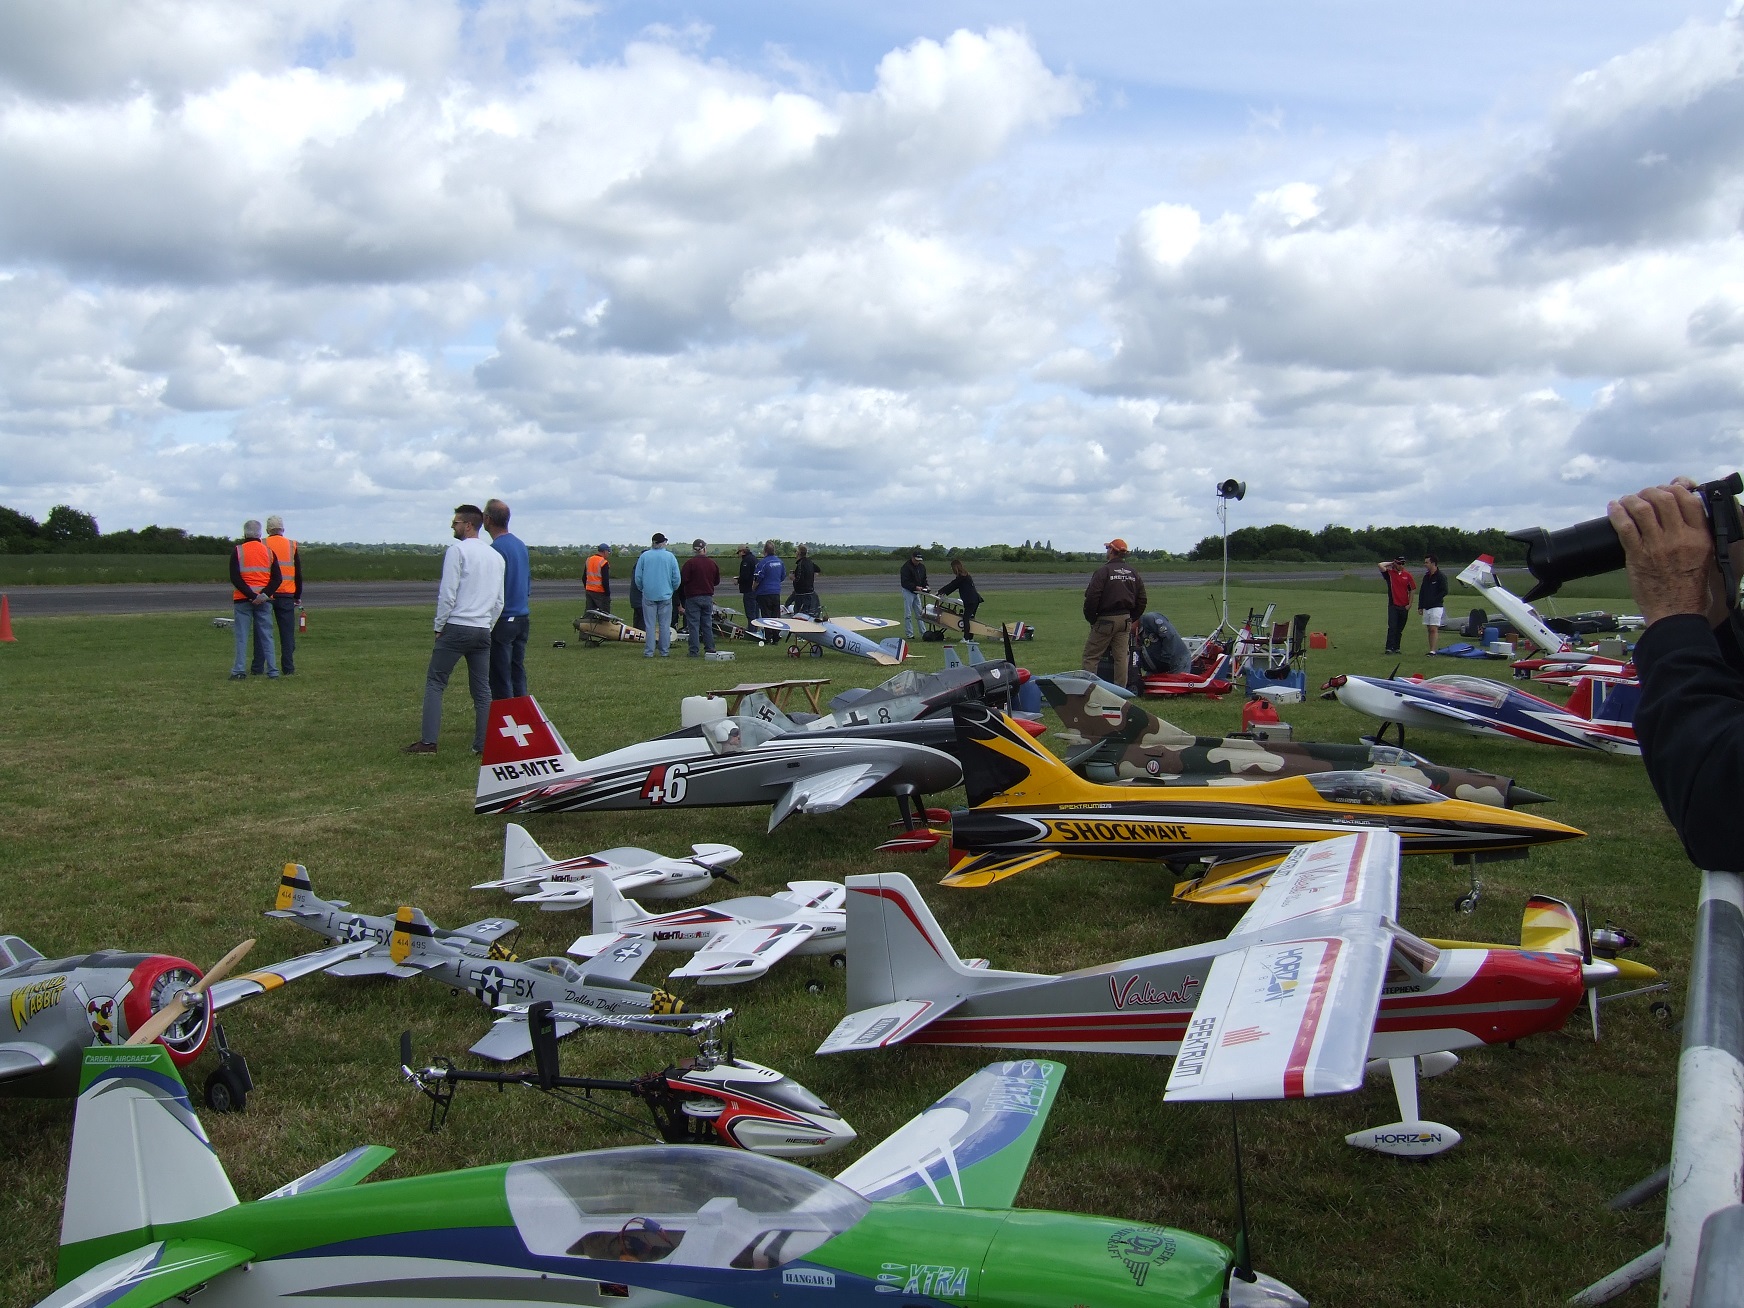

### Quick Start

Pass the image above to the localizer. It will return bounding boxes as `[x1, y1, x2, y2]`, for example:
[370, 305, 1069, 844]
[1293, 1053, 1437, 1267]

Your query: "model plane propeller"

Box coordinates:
[123, 939, 254, 1048]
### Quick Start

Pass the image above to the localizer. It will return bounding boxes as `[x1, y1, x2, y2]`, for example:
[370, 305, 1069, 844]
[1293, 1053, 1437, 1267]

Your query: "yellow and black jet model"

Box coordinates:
[929, 704, 1584, 903]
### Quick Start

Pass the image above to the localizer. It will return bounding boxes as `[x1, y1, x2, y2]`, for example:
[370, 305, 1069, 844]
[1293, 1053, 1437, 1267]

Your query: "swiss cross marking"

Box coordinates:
[499, 715, 534, 747]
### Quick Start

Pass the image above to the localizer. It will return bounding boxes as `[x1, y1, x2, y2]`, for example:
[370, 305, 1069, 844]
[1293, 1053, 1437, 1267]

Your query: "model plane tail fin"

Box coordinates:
[272, 861, 320, 915]
[879, 636, 909, 662]
[950, 702, 1102, 807]
[843, 871, 983, 1012]
[57, 1046, 240, 1283]
[388, 907, 443, 967]
[502, 823, 552, 884]
[591, 869, 652, 934]
[475, 696, 586, 815]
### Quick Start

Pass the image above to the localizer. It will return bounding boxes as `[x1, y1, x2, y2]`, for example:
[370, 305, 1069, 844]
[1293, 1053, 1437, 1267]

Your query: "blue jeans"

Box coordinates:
[420, 623, 492, 749]
[232, 600, 277, 676]
[684, 596, 716, 655]
[269, 595, 298, 673]
[490, 613, 529, 698]
[903, 588, 926, 638]
[643, 600, 672, 655]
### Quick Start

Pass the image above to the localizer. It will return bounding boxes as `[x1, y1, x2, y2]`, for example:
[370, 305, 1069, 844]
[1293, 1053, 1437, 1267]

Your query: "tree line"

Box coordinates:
[1186, 522, 1528, 565]
[0, 505, 231, 555]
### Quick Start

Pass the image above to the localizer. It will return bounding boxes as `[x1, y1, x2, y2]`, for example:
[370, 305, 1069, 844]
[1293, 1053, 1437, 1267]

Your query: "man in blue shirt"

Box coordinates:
[753, 539, 786, 620]
[485, 498, 531, 698]
[634, 532, 682, 657]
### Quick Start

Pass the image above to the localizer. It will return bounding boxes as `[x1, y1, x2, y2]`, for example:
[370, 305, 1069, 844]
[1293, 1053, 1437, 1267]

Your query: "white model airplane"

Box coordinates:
[568, 872, 848, 985]
[753, 615, 909, 666]
[1458, 555, 1638, 685]
[472, 824, 742, 911]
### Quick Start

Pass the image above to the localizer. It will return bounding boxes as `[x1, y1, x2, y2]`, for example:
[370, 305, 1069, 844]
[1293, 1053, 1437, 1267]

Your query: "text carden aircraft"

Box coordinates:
[1040, 673, 1550, 807]
[473, 823, 742, 911]
[1327, 671, 1640, 755]
[914, 704, 1580, 903]
[752, 614, 909, 665]
[476, 695, 961, 833]
[825, 834, 1637, 1156]
[36, 1049, 1306, 1308]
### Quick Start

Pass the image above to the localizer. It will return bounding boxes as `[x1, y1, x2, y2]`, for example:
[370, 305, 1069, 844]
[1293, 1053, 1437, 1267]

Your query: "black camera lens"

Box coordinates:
[1508, 519, 1626, 602]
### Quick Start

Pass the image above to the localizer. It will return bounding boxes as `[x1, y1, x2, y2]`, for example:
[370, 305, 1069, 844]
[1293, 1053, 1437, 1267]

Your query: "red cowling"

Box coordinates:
[121, 956, 211, 1066]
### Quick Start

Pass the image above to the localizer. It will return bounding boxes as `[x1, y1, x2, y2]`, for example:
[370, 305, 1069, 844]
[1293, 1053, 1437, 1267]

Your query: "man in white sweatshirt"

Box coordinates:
[405, 504, 505, 755]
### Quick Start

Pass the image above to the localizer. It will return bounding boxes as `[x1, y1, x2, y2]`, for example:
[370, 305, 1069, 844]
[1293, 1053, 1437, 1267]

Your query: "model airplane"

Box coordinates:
[473, 823, 741, 911]
[741, 656, 1027, 734]
[1326, 670, 1641, 755]
[1456, 556, 1636, 685]
[476, 694, 961, 832]
[268, 864, 702, 1060]
[753, 614, 909, 665]
[402, 1000, 858, 1158]
[825, 834, 1642, 1156]
[910, 703, 1582, 902]
[1039, 673, 1551, 807]
[0, 926, 371, 1109]
[39, 1047, 1306, 1308]
[572, 608, 645, 647]
[567, 873, 847, 985]
[915, 594, 1033, 642]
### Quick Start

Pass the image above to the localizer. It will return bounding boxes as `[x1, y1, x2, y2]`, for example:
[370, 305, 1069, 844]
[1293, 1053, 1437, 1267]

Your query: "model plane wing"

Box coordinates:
[834, 616, 903, 633]
[669, 921, 819, 984]
[1229, 831, 1399, 936]
[33, 1239, 253, 1308]
[208, 939, 377, 1010]
[768, 760, 899, 829]
[1397, 696, 1490, 725]
[566, 932, 656, 981]
[0, 1040, 57, 1084]
[834, 1060, 1064, 1207]
[444, 918, 519, 945]
[752, 618, 827, 635]
[322, 952, 428, 978]
[817, 998, 963, 1054]
[514, 869, 663, 909]
[259, 1145, 396, 1200]
[938, 848, 1061, 888]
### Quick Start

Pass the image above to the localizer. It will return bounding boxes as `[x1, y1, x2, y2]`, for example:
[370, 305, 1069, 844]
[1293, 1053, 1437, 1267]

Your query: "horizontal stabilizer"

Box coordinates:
[818, 998, 960, 1054]
[835, 1060, 1064, 1208]
[36, 1240, 252, 1308]
[323, 954, 426, 978]
[671, 922, 819, 984]
[259, 1145, 396, 1201]
[469, 1014, 580, 1062]
[939, 848, 1061, 888]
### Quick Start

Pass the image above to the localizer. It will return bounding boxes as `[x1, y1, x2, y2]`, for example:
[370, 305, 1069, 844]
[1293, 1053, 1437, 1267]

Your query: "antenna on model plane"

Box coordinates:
[1230, 1100, 1256, 1285]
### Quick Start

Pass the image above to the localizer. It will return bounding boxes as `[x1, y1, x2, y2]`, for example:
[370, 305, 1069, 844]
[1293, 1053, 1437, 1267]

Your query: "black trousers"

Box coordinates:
[1385, 604, 1410, 653]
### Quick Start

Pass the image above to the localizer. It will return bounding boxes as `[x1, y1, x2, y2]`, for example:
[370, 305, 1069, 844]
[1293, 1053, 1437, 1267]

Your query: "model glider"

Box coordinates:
[1327, 671, 1640, 755]
[571, 609, 645, 647]
[913, 703, 1581, 902]
[1456, 556, 1636, 685]
[0, 927, 371, 1109]
[825, 834, 1642, 1156]
[476, 695, 961, 833]
[37, 1046, 1305, 1308]
[567, 873, 847, 986]
[473, 823, 741, 911]
[753, 614, 909, 665]
[1040, 673, 1550, 807]
[267, 864, 705, 1061]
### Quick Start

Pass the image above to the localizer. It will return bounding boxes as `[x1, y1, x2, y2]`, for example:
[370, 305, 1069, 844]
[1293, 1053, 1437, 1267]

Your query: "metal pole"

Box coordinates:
[1661, 870, 1744, 1308]
[1219, 497, 1231, 635]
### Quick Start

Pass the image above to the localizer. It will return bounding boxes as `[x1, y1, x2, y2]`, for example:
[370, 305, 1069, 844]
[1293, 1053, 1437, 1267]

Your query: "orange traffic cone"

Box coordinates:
[0, 594, 14, 642]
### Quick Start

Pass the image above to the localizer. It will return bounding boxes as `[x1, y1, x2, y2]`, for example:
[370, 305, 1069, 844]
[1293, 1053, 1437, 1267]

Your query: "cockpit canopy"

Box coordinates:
[1306, 771, 1442, 806]
[507, 1147, 869, 1271]
[1425, 675, 1512, 708]
[702, 717, 780, 755]
[0, 935, 43, 973]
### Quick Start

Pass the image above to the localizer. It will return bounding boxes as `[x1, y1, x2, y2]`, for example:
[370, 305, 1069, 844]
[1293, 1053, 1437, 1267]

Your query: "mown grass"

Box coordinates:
[0, 582, 1679, 1306]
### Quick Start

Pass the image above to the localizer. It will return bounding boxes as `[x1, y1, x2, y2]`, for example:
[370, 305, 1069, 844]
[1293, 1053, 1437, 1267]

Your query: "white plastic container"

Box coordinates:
[681, 695, 729, 727]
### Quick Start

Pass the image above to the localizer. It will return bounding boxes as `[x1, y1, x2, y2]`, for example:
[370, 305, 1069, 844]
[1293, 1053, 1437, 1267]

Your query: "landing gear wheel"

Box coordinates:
[830, 953, 847, 969]
[204, 1065, 249, 1113]
[1651, 1000, 1674, 1026]
[787, 643, 803, 659]
[809, 645, 824, 658]
[1453, 892, 1479, 914]
[805, 979, 825, 996]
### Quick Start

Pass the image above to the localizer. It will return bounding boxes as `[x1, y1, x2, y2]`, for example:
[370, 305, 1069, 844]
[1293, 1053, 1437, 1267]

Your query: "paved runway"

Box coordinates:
[6, 568, 1356, 617]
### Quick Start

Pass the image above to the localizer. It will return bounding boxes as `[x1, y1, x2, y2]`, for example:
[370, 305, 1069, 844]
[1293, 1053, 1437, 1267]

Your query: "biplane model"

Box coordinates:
[36, 1048, 1307, 1308]
[893, 703, 1581, 904]
[472, 823, 741, 912]
[572, 608, 645, 647]
[752, 615, 909, 666]
[1327, 671, 1641, 755]
[916, 593, 1033, 642]
[825, 834, 1652, 1156]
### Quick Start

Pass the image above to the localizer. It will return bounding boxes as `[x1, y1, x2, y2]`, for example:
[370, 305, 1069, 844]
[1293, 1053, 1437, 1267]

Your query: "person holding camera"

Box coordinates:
[1612, 479, 1744, 872]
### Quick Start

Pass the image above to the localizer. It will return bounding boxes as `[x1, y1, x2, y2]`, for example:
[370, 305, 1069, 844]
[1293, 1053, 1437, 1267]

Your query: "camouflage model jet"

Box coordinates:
[914, 704, 1582, 903]
[1039, 673, 1551, 807]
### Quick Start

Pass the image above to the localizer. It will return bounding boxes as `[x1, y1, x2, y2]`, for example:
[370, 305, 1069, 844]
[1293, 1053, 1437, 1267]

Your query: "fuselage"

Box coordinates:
[1333, 673, 1640, 755]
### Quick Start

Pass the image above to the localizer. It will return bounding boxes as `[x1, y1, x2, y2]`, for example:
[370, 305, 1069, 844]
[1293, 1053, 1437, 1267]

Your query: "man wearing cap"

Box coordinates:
[1081, 538, 1148, 681]
[585, 543, 612, 615]
[261, 515, 301, 675]
[229, 518, 282, 680]
[680, 539, 722, 657]
[485, 498, 531, 699]
[1378, 556, 1416, 655]
[900, 548, 929, 639]
[634, 532, 681, 657]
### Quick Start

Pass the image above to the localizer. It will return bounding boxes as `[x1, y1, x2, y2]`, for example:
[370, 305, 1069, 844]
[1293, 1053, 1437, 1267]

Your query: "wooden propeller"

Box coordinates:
[125, 939, 255, 1048]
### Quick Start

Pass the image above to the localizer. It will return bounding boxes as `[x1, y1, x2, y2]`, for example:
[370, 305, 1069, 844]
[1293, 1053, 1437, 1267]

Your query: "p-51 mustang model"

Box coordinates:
[571, 608, 645, 647]
[567, 874, 847, 986]
[476, 695, 961, 833]
[753, 614, 909, 666]
[0, 926, 371, 1108]
[1327, 671, 1640, 755]
[473, 823, 741, 912]
[38, 1048, 1305, 1308]
[1040, 673, 1550, 807]
[918, 704, 1581, 902]
[268, 864, 698, 1061]
[825, 834, 1636, 1156]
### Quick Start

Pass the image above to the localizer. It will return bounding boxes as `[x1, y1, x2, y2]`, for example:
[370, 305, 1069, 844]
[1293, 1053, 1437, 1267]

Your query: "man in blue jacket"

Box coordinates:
[485, 498, 531, 697]
[634, 532, 681, 657]
[753, 540, 786, 620]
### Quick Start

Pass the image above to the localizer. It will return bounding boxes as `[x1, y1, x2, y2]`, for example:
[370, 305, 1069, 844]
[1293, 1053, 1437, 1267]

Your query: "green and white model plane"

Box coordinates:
[39, 1045, 1307, 1307]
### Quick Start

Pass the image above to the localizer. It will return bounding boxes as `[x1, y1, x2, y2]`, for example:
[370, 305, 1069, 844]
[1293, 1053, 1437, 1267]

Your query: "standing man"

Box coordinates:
[261, 515, 301, 675]
[790, 544, 822, 618]
[585, 543, 612, 615]
[1378, 555, 1415, 655]
[900, 549, 929, 639]
[753, 540, 786, 620]
[1081, 538, 1147, 678]
[1418, 554, 1448, 655]
[405, 504, 504, 755]
[229, 519, 281, 680]
[681, 539, 721, 657]
[735, 545, 756, 622]
[634, 532, 681, 657]
[485, 499, 531, 699]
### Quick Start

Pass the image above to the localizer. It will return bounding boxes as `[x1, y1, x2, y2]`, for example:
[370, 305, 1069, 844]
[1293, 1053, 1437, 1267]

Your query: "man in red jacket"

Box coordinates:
[680, 539, 722, 657]
[1378, 555, 1415, 655]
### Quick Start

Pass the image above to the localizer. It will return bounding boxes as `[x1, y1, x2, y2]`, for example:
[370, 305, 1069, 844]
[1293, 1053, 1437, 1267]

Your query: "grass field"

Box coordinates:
[0, 582, 1681, 1306]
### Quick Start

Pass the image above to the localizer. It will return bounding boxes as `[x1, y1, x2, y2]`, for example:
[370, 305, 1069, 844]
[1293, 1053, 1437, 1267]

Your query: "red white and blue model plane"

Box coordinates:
[1326, 671, 1639, 756]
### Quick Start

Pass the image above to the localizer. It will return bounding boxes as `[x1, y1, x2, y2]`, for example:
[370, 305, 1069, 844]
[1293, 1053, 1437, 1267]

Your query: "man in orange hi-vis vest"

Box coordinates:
[228, 519, 282, 680]
[263, 515, 302, 675]
[585, 543, 611, 615]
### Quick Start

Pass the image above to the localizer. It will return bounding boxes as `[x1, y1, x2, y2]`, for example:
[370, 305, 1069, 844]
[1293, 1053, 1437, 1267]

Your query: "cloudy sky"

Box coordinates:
[2, 0, 1740, 549]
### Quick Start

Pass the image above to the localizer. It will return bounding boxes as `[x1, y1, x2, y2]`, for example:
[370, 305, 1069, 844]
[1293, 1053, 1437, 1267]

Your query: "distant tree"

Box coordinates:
[44, 505, 99, 542]
[0, 505, 42, 549]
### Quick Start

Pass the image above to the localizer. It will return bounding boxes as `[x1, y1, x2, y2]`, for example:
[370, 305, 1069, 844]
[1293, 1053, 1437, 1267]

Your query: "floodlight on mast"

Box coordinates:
[1212, 479, 1246, 640]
